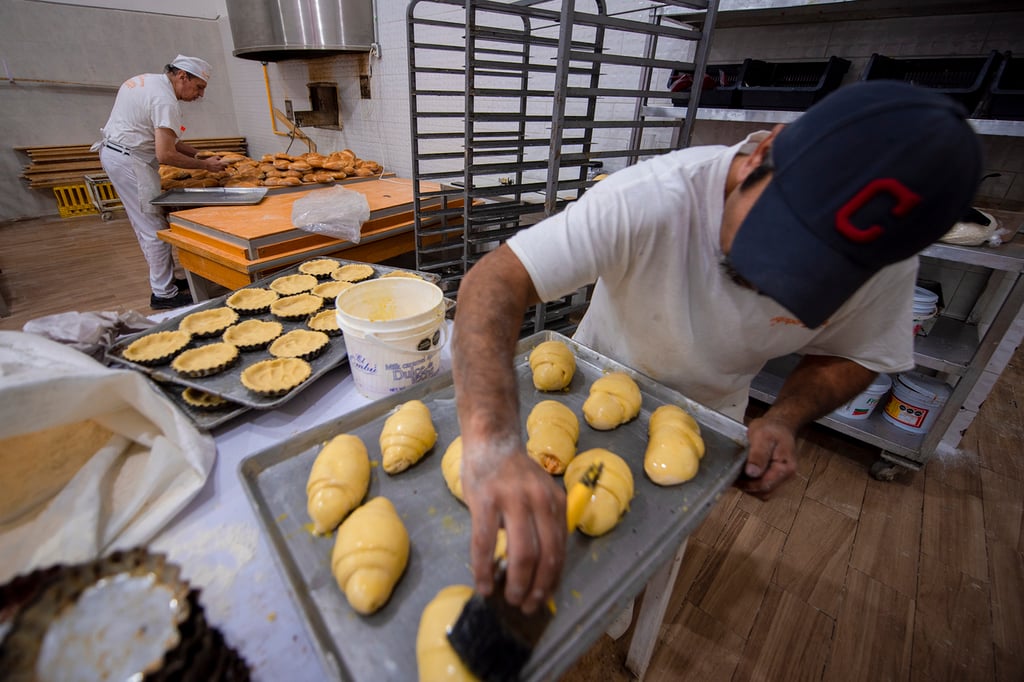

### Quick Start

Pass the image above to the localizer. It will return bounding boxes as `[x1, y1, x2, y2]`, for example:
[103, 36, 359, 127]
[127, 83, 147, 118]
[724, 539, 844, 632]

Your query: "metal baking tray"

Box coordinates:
[238, 330, 748, 682]
[107, 259, 440, 410]
[148, 377, 249, 430]
[150, 187, 268, 207]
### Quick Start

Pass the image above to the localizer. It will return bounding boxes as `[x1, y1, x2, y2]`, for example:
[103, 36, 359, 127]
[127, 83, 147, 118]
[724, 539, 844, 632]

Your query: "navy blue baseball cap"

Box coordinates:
[729, 80, 983, 329]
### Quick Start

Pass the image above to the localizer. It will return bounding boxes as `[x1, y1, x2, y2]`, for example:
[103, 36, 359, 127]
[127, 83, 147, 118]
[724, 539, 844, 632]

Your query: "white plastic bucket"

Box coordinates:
[912, 286, 939, 336]
[882, 371, 951, 434]
[832, 373, 892, 421]
[335, 278, 447, 399]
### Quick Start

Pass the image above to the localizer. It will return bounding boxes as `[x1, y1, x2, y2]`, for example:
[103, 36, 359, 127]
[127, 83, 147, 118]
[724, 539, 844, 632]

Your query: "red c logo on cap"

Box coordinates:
[835, 178, 920, 243]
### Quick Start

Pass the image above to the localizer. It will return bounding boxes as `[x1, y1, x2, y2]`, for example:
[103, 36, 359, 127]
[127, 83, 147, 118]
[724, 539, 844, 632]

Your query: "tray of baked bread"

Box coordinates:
[237, 330, 749, 682]
[108, 258, 440, 410]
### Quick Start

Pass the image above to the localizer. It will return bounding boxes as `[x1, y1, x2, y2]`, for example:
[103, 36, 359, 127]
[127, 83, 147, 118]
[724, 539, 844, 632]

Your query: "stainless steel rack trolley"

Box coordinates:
[407, 0, 720, 336]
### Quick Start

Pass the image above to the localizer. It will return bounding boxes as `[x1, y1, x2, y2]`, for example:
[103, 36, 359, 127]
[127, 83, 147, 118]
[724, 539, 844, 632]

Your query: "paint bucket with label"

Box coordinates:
[882, 371, 951, 434]
[912, 286, 939, 336]
[832, 373, 892, 421]
[335, 278, 446, 399]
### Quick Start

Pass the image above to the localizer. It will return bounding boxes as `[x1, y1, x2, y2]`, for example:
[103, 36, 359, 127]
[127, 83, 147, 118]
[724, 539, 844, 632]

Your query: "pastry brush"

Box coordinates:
[447, 462, 603, 681]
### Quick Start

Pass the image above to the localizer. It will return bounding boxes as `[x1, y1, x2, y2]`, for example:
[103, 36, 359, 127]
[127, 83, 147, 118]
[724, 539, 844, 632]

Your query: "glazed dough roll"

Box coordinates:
[331, 497, 410, 615]
[644, 404, 705, 486]
[416, 585, 480, 682]
[440, 436, 464, 503]
[306, 434, 371, 534]
[525, 400, 579, 474]
[380, 400, 438, 474]
[562, 448, 634, 537]
[582, 372, 642, 430]
[529, 340, 576, 391]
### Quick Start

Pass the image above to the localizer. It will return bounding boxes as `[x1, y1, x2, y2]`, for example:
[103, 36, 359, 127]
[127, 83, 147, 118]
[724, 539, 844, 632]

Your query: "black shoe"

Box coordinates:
[174, 278, 190, 291]
[151, 290, 194, 310]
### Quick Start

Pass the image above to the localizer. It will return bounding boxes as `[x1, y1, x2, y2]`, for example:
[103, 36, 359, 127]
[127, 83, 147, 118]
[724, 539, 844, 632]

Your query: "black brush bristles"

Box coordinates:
[447, 568, 553, 681]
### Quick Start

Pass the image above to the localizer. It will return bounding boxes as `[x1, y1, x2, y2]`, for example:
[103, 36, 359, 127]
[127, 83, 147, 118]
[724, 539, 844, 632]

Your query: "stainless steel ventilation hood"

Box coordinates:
[226, 0, 375, 62]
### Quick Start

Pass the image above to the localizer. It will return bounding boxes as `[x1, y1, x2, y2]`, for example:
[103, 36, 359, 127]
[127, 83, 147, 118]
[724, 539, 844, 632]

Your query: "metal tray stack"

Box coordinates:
[108, 258, 441, 423]
[239, 331, 748, 681]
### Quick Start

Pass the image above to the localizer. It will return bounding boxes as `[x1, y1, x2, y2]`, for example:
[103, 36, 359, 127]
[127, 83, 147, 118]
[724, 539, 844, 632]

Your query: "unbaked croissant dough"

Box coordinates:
[529, 340, 576, 391]
[525, 400, 579, 474]
[306, 434, 371, 534]
[582, 372, 642, 430]
[644, 405, 705, 485]
[562, 448, 634, 537]
[416, 585, 480, 682]
[331, 496, 409, 615]
[380, 400, 437, 474]
[441, 436, 465, 503]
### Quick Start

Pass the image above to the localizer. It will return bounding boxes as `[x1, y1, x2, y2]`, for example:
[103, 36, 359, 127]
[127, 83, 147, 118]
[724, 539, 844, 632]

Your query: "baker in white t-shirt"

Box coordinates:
[95, 55, 228, 310]
[450, 81, 983, 617]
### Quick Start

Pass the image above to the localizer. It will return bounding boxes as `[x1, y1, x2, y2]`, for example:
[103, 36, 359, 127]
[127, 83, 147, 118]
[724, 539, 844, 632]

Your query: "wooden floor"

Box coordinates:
[1, 213, 1022, 681]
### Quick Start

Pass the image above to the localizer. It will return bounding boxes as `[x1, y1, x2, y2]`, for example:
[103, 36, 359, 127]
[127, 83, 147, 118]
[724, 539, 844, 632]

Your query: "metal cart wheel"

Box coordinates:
[869, 458, 907, 482]
[101, 211, 114, 222]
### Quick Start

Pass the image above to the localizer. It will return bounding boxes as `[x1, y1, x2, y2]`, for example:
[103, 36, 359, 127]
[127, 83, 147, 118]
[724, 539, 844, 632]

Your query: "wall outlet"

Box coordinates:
[284, 99, 294, 121]
[359, 75, 371, 99]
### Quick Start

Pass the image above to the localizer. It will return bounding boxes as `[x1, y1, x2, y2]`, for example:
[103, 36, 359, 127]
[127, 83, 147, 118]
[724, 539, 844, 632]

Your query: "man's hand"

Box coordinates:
[203, 155, 229, 173]
[735, 415, 798, 498]
[462, 439, 566, 615]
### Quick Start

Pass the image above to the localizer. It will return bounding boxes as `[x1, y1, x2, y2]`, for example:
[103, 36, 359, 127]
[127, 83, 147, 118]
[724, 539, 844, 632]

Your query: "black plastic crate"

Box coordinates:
[860, 51, 1002, 116]
[737, 56, 851, 110]
[986, 53, 1024, 120]
[668, 61, 762, 109]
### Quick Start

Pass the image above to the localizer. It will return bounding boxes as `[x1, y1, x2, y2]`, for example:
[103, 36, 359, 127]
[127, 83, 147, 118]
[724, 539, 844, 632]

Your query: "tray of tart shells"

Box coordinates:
[236, 330, 748, 682]
[146, 377, 250, 430]
[107, 258, 439, 410]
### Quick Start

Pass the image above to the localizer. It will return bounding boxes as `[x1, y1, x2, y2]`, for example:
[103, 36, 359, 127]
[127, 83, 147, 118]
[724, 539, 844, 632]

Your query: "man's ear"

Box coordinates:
[750, 124, 783, 167]
[736, 125, 783, 182]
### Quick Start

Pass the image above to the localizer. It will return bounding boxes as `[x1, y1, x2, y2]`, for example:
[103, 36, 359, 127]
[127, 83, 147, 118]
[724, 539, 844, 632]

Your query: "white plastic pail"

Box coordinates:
[912, 286, 939, 336]
[335, 278, 446, 399]
[833, 373, 892, 421]
[882, 371, 951, 434]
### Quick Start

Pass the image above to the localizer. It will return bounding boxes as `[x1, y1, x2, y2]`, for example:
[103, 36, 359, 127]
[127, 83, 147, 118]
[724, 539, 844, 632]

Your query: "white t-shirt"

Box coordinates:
[100, 72, 184, 162]
[508, 133, 918, 421]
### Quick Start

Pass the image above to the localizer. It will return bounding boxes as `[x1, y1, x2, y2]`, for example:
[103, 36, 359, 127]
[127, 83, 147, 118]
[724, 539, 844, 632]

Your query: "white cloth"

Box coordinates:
[100, 147, 178, 296]
[0, 331, 216, 584]
[508, 133, 917, 421]
[98, 72, 184, 162]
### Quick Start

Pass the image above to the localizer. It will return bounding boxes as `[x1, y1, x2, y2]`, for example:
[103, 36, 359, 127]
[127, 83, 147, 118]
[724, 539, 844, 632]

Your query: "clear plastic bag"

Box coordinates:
[291, 186, 371, 243]
[939, 209, 1007, 247]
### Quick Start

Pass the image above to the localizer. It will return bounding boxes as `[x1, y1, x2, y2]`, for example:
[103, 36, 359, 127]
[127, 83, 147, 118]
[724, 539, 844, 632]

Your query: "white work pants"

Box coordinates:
[99, 147, 180, 298]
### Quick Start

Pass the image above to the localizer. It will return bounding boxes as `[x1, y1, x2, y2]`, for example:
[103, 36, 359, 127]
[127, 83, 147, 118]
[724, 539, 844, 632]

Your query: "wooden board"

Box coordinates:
[167, 178, 436, 242]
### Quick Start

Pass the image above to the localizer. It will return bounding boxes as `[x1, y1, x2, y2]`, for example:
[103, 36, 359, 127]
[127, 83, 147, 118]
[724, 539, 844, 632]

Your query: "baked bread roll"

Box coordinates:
[440, 436, 465, 503]
[331, 497, 409, 615]
[416, 585, 479, 682]
[644, 405, 705, 485]
[562, 448, 634, 537]
[529, 340, 576, 391]
[582, 372, 642, 430]
[525, 400, 579, 474]
[380, 400, 437, 474]
[306, 434, 371, 534]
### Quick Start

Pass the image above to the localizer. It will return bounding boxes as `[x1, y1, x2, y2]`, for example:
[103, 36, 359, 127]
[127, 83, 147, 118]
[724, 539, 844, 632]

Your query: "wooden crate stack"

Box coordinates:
[16, 137, 249, 189]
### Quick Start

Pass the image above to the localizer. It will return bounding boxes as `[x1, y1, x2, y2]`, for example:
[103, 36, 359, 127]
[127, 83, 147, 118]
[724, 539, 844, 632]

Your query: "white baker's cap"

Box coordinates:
[171, 54, 212, 82]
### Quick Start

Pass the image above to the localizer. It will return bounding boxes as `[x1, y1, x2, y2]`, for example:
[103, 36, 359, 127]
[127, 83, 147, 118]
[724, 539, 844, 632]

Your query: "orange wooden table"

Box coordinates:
[159, 178, 452, 300]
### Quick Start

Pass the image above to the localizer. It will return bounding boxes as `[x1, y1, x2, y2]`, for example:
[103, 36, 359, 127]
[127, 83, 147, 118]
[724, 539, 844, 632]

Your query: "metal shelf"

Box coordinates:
[641, 105, 1024, 137]
[661, 0, 1022, 28]
[750, 357, 925, 461]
